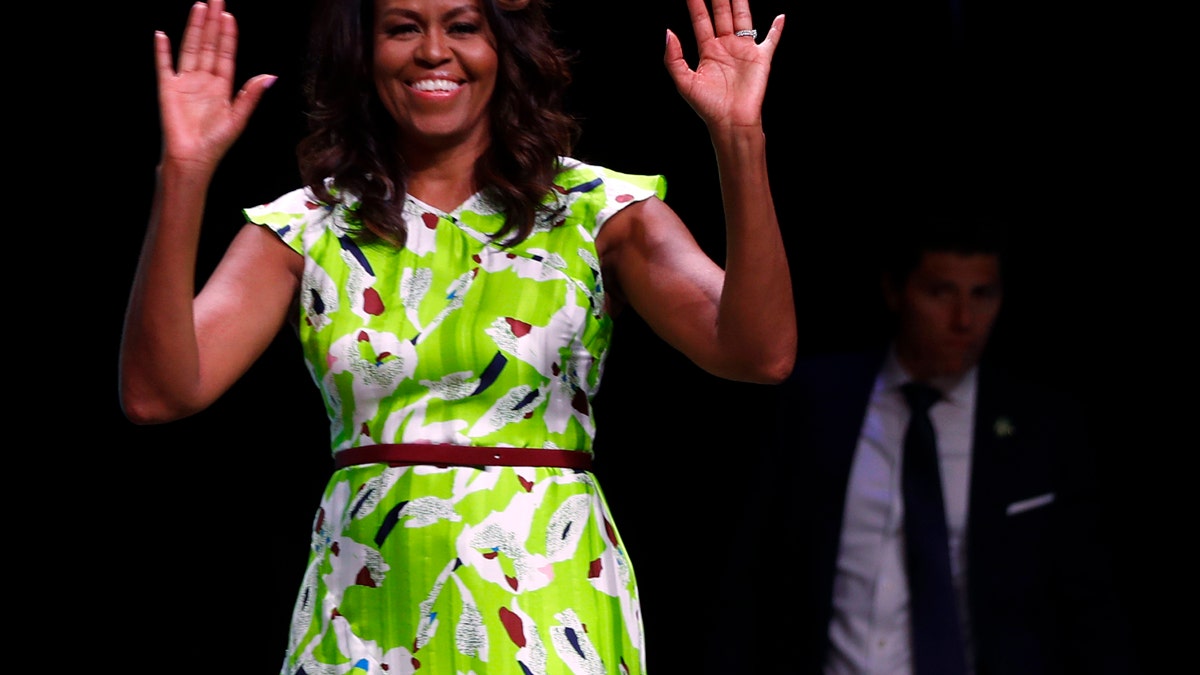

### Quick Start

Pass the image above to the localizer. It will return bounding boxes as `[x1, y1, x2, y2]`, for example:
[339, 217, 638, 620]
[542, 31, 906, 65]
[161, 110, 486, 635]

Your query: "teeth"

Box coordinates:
[411, 79, 460, 92]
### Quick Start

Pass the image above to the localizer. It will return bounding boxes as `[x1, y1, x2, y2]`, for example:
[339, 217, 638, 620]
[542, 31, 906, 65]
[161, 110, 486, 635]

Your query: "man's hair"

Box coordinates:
[878, 214, 1011, 287]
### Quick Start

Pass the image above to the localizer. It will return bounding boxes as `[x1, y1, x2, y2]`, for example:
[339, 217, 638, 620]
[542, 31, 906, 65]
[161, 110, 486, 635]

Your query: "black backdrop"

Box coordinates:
[52, 0, 1185, 671]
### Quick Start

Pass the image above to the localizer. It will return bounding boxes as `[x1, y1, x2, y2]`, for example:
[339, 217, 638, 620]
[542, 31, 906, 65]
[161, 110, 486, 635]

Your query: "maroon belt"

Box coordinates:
[334, 443, 594, 470]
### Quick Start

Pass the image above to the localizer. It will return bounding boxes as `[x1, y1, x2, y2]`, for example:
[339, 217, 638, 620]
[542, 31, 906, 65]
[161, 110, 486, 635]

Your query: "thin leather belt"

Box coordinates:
[334, 443, 594, 471]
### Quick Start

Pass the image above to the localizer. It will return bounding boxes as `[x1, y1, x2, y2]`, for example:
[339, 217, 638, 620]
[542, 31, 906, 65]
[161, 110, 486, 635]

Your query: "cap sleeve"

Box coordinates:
[243, 186, 333, 255]
[554, 157, 668, 238]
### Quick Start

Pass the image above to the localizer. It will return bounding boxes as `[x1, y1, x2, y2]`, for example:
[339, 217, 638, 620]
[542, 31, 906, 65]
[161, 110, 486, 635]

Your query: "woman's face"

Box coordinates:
[373, 0, 498, 154]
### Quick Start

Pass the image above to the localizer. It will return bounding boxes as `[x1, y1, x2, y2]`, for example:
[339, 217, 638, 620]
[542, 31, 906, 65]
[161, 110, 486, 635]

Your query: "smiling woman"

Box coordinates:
[120, 0, 794, 673]
[371, 0, 499, 172]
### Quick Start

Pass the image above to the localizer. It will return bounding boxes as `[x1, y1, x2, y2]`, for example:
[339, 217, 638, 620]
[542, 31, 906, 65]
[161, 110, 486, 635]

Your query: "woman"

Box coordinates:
[120, 0, 794, 672]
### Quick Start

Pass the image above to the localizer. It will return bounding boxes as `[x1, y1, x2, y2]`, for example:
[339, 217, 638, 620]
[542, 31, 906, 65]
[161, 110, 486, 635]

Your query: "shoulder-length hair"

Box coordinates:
[296, 0, 580, 247]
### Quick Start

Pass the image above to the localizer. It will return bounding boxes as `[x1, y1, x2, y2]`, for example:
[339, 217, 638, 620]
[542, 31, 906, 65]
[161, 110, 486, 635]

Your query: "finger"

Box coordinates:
[214, 9, 239, 86]
[197, 0, 227, 73]
[759, 13, 785, 56]
[684, 0, 714, 44]
[662, 29, 692, 86]
[175, 1, 210, 73]
[230, 73, 278, 128]
[709, 0, 734, 36]
[729, 0, 754, 33]
[153, 31, 175, 84]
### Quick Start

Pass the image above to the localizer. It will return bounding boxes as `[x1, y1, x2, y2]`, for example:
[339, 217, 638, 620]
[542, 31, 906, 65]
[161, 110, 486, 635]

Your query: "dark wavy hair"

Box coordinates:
[296, 0, 580, 247]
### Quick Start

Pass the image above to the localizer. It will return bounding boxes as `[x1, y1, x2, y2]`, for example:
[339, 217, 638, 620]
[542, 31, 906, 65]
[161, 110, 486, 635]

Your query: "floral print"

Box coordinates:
[245, 157, 666, 674]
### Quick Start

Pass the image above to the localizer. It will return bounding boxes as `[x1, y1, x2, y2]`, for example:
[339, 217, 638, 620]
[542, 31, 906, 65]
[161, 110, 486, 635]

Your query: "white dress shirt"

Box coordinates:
[823, 347, 977, 675]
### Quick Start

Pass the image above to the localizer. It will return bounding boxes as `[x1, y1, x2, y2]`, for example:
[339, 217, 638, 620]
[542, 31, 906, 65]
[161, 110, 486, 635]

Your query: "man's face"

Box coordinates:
[886, 251, 1003, 381]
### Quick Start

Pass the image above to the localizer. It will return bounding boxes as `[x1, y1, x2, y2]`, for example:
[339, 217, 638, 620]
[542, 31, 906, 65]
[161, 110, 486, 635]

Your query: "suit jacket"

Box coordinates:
[734, 348, 1139, 675]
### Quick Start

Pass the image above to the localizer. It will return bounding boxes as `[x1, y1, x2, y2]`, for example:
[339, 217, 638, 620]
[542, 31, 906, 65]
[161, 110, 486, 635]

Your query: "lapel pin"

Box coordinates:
[994, 416, 1015, 438]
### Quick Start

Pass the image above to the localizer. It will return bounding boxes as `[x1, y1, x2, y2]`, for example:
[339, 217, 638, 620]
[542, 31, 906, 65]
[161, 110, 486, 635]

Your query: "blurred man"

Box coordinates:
[743, 218, 1139, 675]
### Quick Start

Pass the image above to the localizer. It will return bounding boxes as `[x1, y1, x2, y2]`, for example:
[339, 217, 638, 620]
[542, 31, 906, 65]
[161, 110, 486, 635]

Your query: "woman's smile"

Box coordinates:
[374, 0, 498, 150]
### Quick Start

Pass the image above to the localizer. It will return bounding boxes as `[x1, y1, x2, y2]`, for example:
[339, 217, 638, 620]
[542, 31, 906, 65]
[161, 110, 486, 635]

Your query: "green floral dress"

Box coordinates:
[245, 157, 667, 675]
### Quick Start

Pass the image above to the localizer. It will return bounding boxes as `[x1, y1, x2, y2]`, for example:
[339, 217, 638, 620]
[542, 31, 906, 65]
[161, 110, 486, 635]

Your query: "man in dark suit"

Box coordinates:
[743, 219, 1138, 674]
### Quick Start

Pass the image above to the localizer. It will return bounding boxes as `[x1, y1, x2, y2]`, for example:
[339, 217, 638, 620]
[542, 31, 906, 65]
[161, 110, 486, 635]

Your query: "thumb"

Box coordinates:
[230, 74, 278, 127]
[662, 29, 691, 88]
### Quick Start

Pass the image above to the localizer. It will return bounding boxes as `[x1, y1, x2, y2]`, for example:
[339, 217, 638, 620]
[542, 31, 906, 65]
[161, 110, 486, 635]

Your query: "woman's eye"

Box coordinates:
[448, 21, 481, 35]
[384, 23, 419, 37]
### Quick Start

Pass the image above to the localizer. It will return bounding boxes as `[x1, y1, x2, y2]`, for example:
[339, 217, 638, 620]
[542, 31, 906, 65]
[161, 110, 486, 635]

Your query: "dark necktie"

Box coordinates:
[901, 382, 968, 675]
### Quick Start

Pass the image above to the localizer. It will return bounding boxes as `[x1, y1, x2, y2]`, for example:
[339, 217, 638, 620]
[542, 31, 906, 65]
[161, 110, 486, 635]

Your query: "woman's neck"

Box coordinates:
[399, 135, 489, 213]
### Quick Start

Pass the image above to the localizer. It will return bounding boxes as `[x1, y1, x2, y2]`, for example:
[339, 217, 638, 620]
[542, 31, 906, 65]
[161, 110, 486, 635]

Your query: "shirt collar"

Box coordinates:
[882, 343, 978, 409]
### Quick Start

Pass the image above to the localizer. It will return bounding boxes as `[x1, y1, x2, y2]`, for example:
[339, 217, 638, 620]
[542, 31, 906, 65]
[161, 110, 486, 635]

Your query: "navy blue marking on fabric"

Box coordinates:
[374, 500, 409, 547]
[473, 352, 508, 395]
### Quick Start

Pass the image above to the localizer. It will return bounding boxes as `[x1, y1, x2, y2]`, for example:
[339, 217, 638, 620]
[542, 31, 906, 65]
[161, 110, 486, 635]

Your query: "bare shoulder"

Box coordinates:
[595, 196, 690, 263]
[197, 224, 304, 317]
[228, 223, 305, 279]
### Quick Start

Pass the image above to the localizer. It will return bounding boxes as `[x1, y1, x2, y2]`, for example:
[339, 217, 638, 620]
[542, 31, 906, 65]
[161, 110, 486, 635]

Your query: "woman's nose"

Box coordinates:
[415, 30, 451, 64]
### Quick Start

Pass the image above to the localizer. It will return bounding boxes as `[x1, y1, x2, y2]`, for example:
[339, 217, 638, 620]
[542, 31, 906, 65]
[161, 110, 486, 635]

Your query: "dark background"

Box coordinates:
[48, 0, 1183, 670]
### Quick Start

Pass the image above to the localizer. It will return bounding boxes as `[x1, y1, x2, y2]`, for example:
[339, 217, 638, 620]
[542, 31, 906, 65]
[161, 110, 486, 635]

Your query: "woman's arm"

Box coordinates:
[598, 0, 795, 384]
[119, 0, 296, 423]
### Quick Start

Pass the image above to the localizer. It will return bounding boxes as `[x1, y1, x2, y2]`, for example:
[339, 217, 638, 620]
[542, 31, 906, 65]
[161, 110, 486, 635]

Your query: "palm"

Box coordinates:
[159, 61, 242, 168]
[677, 41, 772, 128]
[664, 0, 783, 130]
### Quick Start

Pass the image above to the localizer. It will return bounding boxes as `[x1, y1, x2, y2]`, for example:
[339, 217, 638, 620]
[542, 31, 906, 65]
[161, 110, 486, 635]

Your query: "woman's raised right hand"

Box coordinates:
[154, 0, 276, 173]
